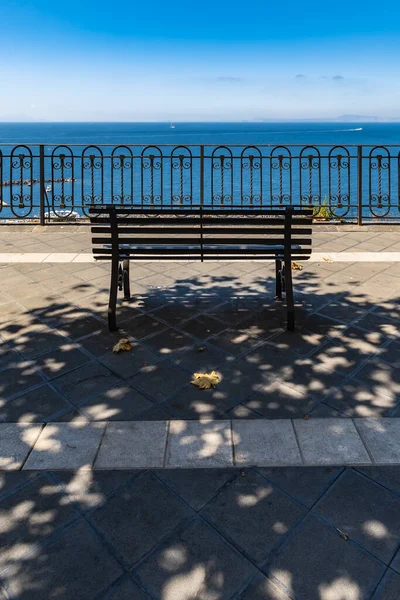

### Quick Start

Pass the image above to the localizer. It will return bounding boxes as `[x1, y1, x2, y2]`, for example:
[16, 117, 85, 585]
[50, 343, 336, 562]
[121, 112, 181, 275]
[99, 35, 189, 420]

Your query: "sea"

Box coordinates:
[0, 122, 399, 221]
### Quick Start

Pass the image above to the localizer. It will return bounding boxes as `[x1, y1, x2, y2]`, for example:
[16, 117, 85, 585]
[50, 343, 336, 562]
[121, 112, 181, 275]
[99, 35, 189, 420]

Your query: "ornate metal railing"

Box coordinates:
[0, 144, 399, 223]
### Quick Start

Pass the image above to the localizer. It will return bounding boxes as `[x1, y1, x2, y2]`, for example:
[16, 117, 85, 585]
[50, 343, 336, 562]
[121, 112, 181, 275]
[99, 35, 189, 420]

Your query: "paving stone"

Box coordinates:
[207, 328, 263, 356]
[356, 311, 400, 339]
[167, 359, 265, 418]
[233, 420, 302, 466]
[318, 298, 367, 323]
[52, 362, 120, 403]
[308, 403, 348, 418]
[242, 344, 298, 380]
[90, 472, 192, 568]
[275, 359, 350, 401]
[0, 471, 37, 501]
[244, 380, 315, 419]
[24, 423, 105, 470]
[135, 405, 174, 421]
[0, 343, 20, 372]
[107, 576, 151, 600]
[391, 548, 400, 574]
[266, 328, 327, 357]
[119, 314, 168, 340]
[129, 359, 189, 403]
[2, 520, 123, 600]
[0, 320, 65, 359]
[100, 342, 160, 379]
[355, 466, 400, 496]
[239, 573, 292, 600]
[258, 466, 342, 508]
[169, 343, 228, 373]
[166, 420, 233, 468]
[0, 384, 72, 423]
[143, 327, 194, 356]
[355, 358, 400, 399]
[238, 307, 286, 340]
[372, 569, 400, 600]
[95, 421, 168, 468]
[36, 344, 91, 379]
[149, 303, 204, 326]
[266, 514, 385, 600]
[0, 423, 42, 470]
[379, 340, 400, 368]
[79, 384, 154, 421]
[314, 469, 400, 563]
[156, 469, 235, 511]
[201, 471, 306, 566]
[52, 470, 138, 512]
[0, 474, 80, 576]
[293, 419, 371, 466]
[77, 328, 125, 357]
[181, 314, 227, 340]
[225, 404, 265, 419]
[324, 381, 397, 418]
[135, 518, 256, 599]
[356, 419, 400, 463]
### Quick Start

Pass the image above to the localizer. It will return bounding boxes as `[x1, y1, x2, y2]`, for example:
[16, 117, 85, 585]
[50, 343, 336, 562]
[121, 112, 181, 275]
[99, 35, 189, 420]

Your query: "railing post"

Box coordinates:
[39, 145, 45, 225]
[357, 145, 363, 226]
[200, 145, 204, 206]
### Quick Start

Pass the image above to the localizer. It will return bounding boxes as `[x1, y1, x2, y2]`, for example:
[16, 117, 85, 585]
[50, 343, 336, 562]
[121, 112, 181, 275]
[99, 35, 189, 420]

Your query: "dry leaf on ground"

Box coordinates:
[337, 529, 349, 540]
[292, 262, 303, 271]
[113, 338, 132, 353]
[191, 371, 220, 390]
[323, 257, 334, 264]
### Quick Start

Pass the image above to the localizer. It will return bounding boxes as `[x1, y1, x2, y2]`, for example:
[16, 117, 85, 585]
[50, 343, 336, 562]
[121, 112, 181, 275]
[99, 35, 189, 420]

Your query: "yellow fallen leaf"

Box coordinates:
[292, 262, 303, 271]
[113, 338, 132, 353]
[337, 529, 349, 540]
[191, 371, 220, 390]
[323, 257, 334, 264]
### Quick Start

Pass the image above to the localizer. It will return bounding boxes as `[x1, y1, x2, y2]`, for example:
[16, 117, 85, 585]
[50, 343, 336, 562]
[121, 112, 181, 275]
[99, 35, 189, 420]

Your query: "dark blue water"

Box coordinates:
[0, 121, 399, 145]
[0, 122, 399, 221]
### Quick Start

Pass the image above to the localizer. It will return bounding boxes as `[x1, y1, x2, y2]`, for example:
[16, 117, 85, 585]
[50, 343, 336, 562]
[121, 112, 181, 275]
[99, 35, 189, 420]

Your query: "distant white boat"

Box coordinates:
[45, 185, 52, 193]
[169, 121, 175, 129]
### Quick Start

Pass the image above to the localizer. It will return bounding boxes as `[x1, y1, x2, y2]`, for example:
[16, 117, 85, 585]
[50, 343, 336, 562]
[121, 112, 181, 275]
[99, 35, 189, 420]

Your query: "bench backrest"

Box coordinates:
[89, 206, 313, 261]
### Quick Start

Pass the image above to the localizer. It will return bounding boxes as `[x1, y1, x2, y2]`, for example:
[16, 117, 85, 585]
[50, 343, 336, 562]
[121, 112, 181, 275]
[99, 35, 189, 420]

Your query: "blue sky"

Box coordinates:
[1, 0, 400, 121]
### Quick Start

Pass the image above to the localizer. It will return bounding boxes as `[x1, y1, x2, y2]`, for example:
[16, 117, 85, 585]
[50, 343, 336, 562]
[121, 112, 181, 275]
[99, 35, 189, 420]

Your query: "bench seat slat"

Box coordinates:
[91, 226, 312, 236]
[92, 237, 311, 247]
[90, 217, 312, 227]
[89, 206, 313, 216]
[93, 247, 312, 255]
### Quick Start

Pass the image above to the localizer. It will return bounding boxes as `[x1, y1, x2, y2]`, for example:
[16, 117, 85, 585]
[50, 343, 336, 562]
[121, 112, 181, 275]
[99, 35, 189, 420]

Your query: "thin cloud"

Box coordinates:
[295, 74, 307, 78]
[332, 75, 345, 80]
[215, 76, 244, 83]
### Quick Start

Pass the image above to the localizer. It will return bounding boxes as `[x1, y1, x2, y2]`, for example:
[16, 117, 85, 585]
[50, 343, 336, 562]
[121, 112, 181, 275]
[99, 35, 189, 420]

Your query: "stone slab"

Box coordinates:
[293, 418, 371, 466]
[23, 422, 105, 470]
[355, 419, 400, 464]
[166, 420, 233, 468]
[233, 420, 302, 466]
[0, 423, 43, 470]
[95, 421, 168, 468]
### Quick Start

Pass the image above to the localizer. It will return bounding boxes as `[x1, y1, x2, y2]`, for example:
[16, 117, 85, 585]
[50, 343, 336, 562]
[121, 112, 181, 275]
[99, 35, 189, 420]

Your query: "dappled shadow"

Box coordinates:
[0, 466, 399, 598]
[0, 259, 400, 421]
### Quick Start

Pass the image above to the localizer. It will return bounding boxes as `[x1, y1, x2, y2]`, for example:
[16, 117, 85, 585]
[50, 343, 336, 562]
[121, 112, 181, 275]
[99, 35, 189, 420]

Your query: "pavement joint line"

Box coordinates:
[0, 251, 400, 263]
[0, 418, 397, 471]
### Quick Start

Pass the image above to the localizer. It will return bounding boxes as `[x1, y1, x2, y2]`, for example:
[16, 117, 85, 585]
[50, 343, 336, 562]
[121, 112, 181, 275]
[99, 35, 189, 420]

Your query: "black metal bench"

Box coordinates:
[89, 206, 313, 332]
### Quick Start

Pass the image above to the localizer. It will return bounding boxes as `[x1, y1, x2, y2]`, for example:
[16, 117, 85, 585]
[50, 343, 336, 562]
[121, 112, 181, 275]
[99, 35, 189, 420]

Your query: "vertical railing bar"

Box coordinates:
[39, 145, 45, 225]
[358, 145, 363, 226]
[200, 145, 204, 206]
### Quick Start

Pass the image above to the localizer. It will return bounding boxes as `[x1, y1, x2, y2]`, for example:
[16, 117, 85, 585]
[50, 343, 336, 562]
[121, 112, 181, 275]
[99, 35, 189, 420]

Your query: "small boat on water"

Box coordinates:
[169, 121, 175, 129]
[45, 185, 52, 193]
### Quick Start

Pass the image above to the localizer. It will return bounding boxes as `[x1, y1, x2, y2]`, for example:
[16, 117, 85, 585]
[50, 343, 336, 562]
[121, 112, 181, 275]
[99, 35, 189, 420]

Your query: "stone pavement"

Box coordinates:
[1, 418, 400, 471]
[1, 228, 400, 598]
[1, 230, 400, 423]
[0, 466, 400, 599]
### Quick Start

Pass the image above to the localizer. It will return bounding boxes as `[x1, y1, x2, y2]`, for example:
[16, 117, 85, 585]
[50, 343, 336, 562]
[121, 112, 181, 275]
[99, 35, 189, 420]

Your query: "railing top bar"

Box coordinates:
[1, 142, 400, 147]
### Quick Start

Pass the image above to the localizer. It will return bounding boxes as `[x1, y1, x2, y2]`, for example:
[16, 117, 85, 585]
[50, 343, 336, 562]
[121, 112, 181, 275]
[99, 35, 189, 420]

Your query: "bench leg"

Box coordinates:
[275, 259, 283, 300]
[108, 258, 119, 331]
[284, 259, 295, 331]
[122, 259, 131, 299]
